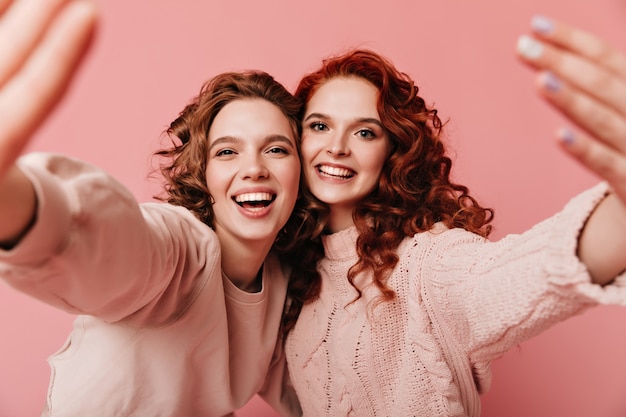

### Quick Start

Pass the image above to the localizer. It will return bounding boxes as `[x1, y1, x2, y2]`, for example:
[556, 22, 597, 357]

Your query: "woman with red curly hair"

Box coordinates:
[281, 19, 626, 416]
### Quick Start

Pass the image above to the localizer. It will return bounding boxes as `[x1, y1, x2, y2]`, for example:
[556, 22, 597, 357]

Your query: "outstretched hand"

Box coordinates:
[517, 16, 626, 284]
[517, 16, 626, 205]
[0, 0, 97, 178]
[0, 0, 96, 247]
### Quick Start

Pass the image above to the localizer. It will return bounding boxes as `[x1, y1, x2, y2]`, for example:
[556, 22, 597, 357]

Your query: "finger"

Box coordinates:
[557, 128, 626, 200]
[529, 15, 626, 79]
[517, 35, 626, 118]
[0, 0, 13, 15]
[0, 0, 97, 176]
[536, 71, 626, 154]
[0, 0, 72, 87]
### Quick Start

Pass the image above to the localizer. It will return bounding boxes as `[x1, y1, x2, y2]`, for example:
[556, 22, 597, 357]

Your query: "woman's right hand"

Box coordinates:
[0, 0, 97, 177]
[0, 0, 97, 246]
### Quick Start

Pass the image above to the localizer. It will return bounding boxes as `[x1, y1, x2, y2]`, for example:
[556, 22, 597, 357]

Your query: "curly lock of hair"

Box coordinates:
[281, 49, 494, 332]
[153, 70, 303, 228]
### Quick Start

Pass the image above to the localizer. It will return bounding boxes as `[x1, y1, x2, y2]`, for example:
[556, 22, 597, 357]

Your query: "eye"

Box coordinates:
[266, 146, 289, 155]
[356, 129, 376, 139]
[215, 148, 236, 157]
[309, 121, 329, 132]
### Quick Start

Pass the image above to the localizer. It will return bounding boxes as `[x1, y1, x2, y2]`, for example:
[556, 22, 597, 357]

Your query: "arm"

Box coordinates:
[517, 16, 626, 285]
[423, 194, 625, 369]
[2, 153, 222, 324]
[0, 1, 216, 325]
[0, 166, 36, 248]
[0, 0, 96, 246]
[578, 194, 626, 284]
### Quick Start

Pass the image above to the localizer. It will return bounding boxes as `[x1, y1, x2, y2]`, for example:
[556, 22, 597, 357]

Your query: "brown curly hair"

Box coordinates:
[281, 49, 494, 334]
[153, 70, 310, 254]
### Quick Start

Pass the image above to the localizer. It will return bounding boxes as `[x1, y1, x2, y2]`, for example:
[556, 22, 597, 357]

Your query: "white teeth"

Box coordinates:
[318, 165, 353, 178]
[234, 192, 273, 203]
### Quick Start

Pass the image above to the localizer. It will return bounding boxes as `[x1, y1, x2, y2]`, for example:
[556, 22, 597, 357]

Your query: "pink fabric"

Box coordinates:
[0, 153, 299, 417]
[285, 183, 626, 416]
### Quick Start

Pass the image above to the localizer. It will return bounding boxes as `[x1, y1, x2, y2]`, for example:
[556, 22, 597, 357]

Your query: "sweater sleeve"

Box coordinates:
[0, 153, 220, 325]
[422, 183, 626, 367]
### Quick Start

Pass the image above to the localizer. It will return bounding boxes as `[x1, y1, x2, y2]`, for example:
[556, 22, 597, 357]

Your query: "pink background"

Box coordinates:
[1, 0, 626, 415]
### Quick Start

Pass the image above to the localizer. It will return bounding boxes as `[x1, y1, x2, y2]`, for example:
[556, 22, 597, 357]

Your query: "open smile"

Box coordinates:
[233, 192, 276, 211]
[317, 164, 355, 179]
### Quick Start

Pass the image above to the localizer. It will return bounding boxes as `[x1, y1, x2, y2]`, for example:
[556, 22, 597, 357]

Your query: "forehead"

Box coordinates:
[307, 77, 379, 116]
[209, 98, 295, 143]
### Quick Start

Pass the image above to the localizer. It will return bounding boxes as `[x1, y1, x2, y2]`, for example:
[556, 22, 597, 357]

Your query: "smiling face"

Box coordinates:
[301, 76, 391, 232]
[206, 98, 300, 248]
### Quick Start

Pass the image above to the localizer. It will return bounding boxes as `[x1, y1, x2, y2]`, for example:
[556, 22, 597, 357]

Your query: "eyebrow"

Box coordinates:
[208, 134, 295, 152]
[304, 112, 384, 129]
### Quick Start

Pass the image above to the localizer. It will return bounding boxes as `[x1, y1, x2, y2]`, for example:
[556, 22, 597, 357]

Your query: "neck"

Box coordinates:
[218, 233, 274, 292]
[327, 205, 355, 233]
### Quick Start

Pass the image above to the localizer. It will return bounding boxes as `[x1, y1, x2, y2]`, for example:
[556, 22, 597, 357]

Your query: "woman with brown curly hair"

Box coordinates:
[0, 1, 302, 415]
[281, 22, 626, 415]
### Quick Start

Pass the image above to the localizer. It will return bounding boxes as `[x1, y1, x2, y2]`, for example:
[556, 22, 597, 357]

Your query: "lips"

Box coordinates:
[317, 164, 355, 179]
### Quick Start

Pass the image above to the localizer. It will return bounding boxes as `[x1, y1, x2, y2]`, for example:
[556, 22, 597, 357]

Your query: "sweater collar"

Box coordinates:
[322, 226, 360, 261]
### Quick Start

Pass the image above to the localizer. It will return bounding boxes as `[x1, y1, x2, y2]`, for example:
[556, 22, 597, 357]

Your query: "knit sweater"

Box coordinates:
[285, 184, 626, 416]
[0, 153, 299, 417]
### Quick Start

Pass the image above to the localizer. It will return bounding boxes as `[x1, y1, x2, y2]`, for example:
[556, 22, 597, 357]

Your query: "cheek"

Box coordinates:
[366, 144, 390, 175]
[300, 135, 319, 164]
[281, 161, 301, 196]
[205, 166, 228, 196]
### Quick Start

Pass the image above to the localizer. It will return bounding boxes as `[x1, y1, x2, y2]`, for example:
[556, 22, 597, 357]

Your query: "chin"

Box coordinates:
[239, 227, 281, 242]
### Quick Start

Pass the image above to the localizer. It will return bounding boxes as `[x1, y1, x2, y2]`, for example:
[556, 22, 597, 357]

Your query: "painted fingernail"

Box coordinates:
[558, 127, 575, 145]
[541, 71, 562, 92]
[531, 15, 555, 35]
[517, 35, 543, 60]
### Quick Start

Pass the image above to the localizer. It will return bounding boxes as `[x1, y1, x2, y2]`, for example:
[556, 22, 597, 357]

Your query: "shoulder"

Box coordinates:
[394, 223, 490, 281]
[403, 222, 486, 252]
[140, 202, 218, 244]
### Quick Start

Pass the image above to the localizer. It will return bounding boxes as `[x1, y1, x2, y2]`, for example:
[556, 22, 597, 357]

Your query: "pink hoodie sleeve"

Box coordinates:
[0, 153, 220, 324]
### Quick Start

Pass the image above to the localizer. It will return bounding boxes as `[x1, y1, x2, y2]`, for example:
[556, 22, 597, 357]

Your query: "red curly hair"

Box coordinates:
[281, 49, 494, 334]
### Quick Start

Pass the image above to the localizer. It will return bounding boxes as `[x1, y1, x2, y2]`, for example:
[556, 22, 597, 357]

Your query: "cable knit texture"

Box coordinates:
[285, 183, 626, 417]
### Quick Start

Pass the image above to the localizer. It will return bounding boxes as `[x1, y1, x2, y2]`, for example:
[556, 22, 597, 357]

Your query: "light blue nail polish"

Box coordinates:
[543, 72, 562, 92]
[559, 128, 575, 145]
[531, 15, 555, 35]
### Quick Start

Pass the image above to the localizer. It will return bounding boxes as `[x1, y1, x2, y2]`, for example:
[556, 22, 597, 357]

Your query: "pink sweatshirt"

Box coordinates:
[285, 184, 626, 416]
[0, 154, 299, 417]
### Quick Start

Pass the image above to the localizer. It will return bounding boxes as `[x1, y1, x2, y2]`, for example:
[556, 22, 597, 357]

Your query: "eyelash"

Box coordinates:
[357, 129, 376, 139]
[215, 147, 289, 157]
[215, 149, 235, 157]
[309, 121, 328, 131]
[267, 147, 289, 155]
[308, 121, 377, 140]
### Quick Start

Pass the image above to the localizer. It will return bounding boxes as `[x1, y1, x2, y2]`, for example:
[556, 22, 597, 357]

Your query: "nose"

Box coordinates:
[326, 132, 350, 157]
[242, 154, 269, 180]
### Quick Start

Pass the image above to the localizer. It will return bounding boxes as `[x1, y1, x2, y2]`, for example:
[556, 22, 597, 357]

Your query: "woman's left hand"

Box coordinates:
[517, 17, 626, 284]
[517, 16, 626, 204]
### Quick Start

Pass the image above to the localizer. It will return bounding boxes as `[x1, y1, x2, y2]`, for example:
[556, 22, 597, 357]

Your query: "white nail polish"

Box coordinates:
[517, 35, 543, 60]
